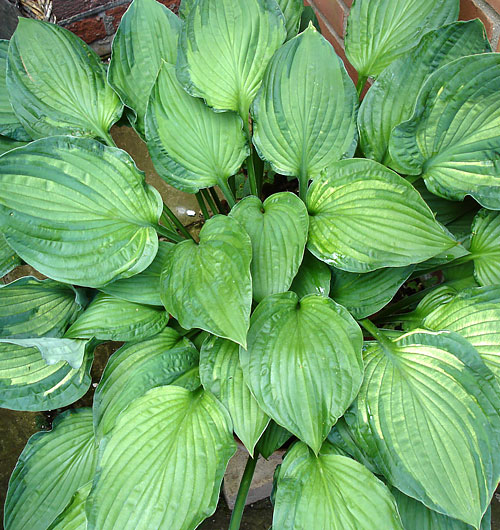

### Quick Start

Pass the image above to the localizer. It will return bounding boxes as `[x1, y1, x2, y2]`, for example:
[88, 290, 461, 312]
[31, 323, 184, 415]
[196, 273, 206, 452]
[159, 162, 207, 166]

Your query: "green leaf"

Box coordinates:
[5, 409, 97, 530]
[100, 241, 173, 306]
[0, 136, 162, 288]
[0, 135, 29, 156]
[306, 159, 457, 272]
[470, 209, 500, 286]
[7, 19, 122, 141]
[390, 54, 500, 210]
[252, 25, 357, 196]
[0, 233, 21, 276]
[65, 293, 168, 342]
[108, 0, 182, 137]
[230, 192, 308, 302]
[161, 215, 252, 347]
[240, 292, 363, 453]
[146, 62, 248, 193]
[330, 266, 414, 319]
[200, 335, 269, 456]
[349, 329, 500, 527]
[290, 250, 331, 298]
[0, 40, 30, 141]
[273, 441, 404, 529]
[358, 21, 491, 164]
[179, 0, 196, 19]
[93, 328, 199, 440]
[177, 0, 286, 115]
[87, 386, 236, 530]
[345, 0, 459, 78]
[256, 420, 292, 459]
[277, 0, 303, 40]
[47, 482, 92, 530]
[0, 342, 93, 411]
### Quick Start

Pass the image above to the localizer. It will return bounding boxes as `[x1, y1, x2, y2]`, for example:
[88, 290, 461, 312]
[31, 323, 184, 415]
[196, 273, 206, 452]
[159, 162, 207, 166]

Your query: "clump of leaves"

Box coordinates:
[1, 0, 500, 528]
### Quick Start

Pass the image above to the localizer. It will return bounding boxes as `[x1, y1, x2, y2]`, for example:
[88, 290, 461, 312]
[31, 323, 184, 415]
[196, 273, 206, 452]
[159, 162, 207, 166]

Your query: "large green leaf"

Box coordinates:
[470, 209, 500, 286]
[306, 159, 457, 272]
[0, 40, 30, 141]
[0, 342, 93, 411]
[358, 21, 491, 164]
[348, 329, 500, 527]
[0, 136, 162, 287]
[47, 482, 92, 530]
[177, 0, 286, 115]
[179, 0, 195, 19]
[0, 233, 21, 275]
[160, 215, 252, 347]
[87, 386, 236, 530]
[93, 328, 199, 440]
[0, 136, 29, 156]
[273, 441, 404, 529]
[256, 420, 292, 459]
[277, 0, 303, 40]
[230, 192, 308, 302]
[108, 0, 181, 137]
[240, 292, 363, 453]
[5, 409, 97, 530]
[146, 62, 248, 193]
[344, 0, 459, 79]
[330, 266, 414, 319]
[390, 54, 500, 210]
[290, 250, 331, 298]
[200, 335, 269, 456]
[7, 19, 122, 141]
[65, 293, 168, 342]
[252, 25, 357, 197]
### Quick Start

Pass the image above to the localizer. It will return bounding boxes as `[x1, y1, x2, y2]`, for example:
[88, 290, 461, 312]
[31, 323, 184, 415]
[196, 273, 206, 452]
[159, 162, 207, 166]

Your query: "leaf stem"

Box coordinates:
[162, 203, 195, 241]
[359, 319, 394, 351]
[99, 129, 117, 148]
[201, 189, 219, 215]
[217, 177, 236, 209]
[298, 168, 308, 202]
[228, 452, 258, 530]
[153, 223, 184, 242]
[196, 191, 211, 220]
[209, 187, 224, 213]
[356, 75, 368, 99]
[239, 105, 259, 198]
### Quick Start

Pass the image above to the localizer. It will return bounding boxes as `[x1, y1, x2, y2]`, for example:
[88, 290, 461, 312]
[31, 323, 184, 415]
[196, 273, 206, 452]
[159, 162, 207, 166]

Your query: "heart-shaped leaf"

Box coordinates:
[306, 159, 457, 272]
[273, 441, 404, 529]
[108, 0, 182, 137]
[177, 0, 286, 115]
[252, 25, 357, 198]
[0, 233, 21, 275]
[290, 250, 331, 298]
[230, 192, 308, 302]
[390, 54, 500, 210]
[161, 215, 252, 347]
[5, 409, 97, 530]
[200, 335, 269, 456]
[93, 328, 199, 440]
[345, 0, 459, 79]
[277, 0, 303, 40]
[470, 209, 500, 286]
[47, 482, 92, 530]
[87, 386, 236, 530]
[7, 19, 122, 141]
[146, 62, 248, 193]
[358, 21, 491, 164]
[240, 292, 363, 453]
[0, 136, 162, 288]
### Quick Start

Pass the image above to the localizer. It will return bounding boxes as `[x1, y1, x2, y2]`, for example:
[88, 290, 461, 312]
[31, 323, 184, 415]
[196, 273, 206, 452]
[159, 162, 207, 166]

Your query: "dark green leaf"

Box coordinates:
[277, 0, 303, 40]
[47, 482, 92, 530]
[0, 233, 21, 275]
[470, 209, 500, 286]
[0, 136, 29, 156]
[290, 250, 331, 298]
[256, 420, 292, 459]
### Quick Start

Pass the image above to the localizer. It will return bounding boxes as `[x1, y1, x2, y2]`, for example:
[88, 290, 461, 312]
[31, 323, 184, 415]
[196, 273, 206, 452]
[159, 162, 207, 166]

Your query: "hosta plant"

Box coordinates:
[1, 0, 500, 528]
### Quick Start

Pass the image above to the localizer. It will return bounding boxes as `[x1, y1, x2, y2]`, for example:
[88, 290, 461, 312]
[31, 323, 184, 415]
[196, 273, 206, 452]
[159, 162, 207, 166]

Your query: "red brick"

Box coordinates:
[53, 1, 118, 22]
[486, 0, 500, 13]
[65, 16, 106, 43]
[106, 4, 130, 31]
[313, 0, 347, 39]
[459, 0, 495, 39]
[343, 0, 353, 7]
[158, 0, 180, 14]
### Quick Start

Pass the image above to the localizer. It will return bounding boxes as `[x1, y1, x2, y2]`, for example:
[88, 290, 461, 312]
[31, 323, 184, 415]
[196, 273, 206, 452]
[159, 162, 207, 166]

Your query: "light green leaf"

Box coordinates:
[179, 0, 196, 19]
[330, 266, 414, 319]
[5, 409, 97, 530]
[256, 420, 292, 459]
[7, 19, 122, 141]
[345, 0, 459, 79]
[0, 136, 162, 288]
[349, 329, 500, 527]
[273, 441, 404, 529]
[290, 250, 331, 298]
[65, 293, 168, 342]
[200, 335, 269, 456]
[161, 215, 252, 347]
[390, 54, 500, 210]
[0, 40, 30, 141]
[101, 241, 173, 306]
[470, 209, 500, 286]
[177, 0, 286, 114]
[252, 25, 357, 196]
[0, 342, 93, 411]
[306, 159, 457, 272]
[108, 0, 182, 137]
[48, 482, 92, 530]
[146, 62, 248, 193]
[93, 328, 199, 440]
[0, 233, 21, 275]
[240, 292, 363, 453]
[277, 0, 303, 40]
[87, 386, 236, 530]
[230, 192, 308, 302]
[0, 136, 29, 156]
[358, 21, 490, 164]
